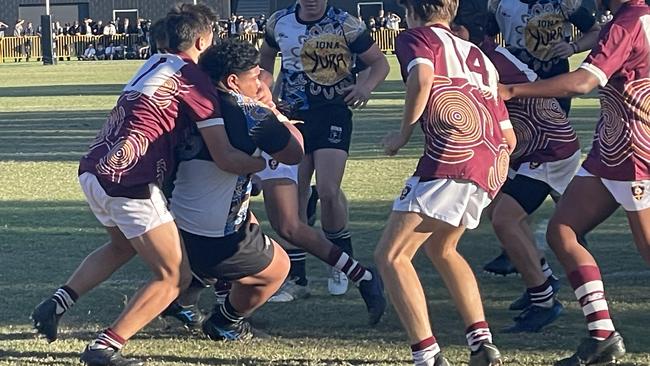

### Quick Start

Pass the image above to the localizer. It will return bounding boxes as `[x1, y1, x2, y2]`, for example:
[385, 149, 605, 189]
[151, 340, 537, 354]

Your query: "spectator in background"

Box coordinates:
[70, 21, 81, 35]
[375, 9, 387, 29]
[95, 43, 105, 60]
[367, 17, 377, 32]
[137, 41, 150, 59]
[386, 12, 401, 30]
[257, 14, 267, 33]
[250, 17, 259, 33]
[0, 20, 8, 37]
[103, 21, 116, 36]
[228, 14, 238, 37]
[81, 43, 97, 60]
[54, 21, 63, 35]
[13, 19, 24, 37]
[118, 18, 133, 34]
[104, 42, 115, 60]
[24, 22, 34, 35]
[92, 20, 103, 35]
[81, 18, 93, 35]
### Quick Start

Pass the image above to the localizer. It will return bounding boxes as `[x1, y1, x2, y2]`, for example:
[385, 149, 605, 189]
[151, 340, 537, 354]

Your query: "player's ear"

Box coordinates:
[225, 73, 239, 91]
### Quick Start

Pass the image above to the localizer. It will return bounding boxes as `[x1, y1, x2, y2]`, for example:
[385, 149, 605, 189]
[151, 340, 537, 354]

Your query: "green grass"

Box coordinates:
[1, 57, 649, 366]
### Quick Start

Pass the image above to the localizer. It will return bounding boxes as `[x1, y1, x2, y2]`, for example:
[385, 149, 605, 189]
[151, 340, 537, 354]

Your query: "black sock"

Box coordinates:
[325, 229, 353, 256]
[210, 296, 245, 327]
[287, 249, 308, 286]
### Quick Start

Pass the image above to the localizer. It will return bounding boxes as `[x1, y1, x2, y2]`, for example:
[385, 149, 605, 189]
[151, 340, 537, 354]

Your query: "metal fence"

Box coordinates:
[0, 28, 582, 63]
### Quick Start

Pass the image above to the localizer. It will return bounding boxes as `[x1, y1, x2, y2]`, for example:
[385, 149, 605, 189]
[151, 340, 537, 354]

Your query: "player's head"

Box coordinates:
[397, 0, 459, 28]
[150, 18, 169, 52]
[298, 0, 328, 19]
[199, 38, 261, 98]
[162, 3, 217, 55]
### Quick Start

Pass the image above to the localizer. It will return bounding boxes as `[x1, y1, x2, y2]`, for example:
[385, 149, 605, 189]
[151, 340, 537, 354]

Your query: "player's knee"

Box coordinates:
[271, 219, 302, 243]
[316, 184, 340, 206]
[374, 245, 404, 270]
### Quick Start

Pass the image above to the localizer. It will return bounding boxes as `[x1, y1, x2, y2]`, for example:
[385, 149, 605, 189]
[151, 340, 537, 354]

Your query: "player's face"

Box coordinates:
[451, 24, 470, 41]
[231, 66, 262, 98]
[299, 0, 327, 18]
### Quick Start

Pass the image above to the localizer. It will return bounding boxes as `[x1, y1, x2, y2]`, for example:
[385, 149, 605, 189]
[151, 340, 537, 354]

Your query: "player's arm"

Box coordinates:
[199, 124, 266, 175]
[499, 68, 599, 100]
[383, 64, 434, 156]
[259, 25, 279, 88]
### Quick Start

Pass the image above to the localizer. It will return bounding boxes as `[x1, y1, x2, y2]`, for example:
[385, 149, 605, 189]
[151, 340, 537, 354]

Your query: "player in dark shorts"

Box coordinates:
[170, 39, 305, 341]
[260, 0, 390, 296]
[500, 0, 650, 363]
[453, 12, 583, 332]
[483, 0, 600, 276]
[31, 5, 222, 365]
[375, 0, 517, 365]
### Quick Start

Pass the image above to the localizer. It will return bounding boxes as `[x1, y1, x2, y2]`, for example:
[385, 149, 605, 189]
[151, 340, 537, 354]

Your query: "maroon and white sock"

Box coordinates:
[466, 321, 492, 352]
[411, 336, 441, 366]
[527, 279, 554, 308]
[89, 328, 126, 351]
[568, 266, 615, 340]
[327, 247, 372, 285]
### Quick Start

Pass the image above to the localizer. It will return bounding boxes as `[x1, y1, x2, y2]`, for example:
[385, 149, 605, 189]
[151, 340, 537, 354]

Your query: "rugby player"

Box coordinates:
[374, 0, 516, 364]
[260, 0, 390, 295]
[453, 13, 582, 332]
[499, 0, 650, 363]
[483, 0, 599, 276]
[170, 38, 296, 341]
[31, 5, 223, 365]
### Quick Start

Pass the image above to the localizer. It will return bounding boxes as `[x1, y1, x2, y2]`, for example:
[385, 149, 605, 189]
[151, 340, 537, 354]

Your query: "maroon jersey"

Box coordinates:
[395, 25, 511, 198]
[79, 53, 222, 198]
[580, 0, 650, 181]
[480, 37, 580, 166]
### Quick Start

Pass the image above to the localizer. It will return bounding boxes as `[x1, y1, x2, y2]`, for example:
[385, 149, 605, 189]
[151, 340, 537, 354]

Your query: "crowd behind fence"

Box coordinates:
[0, 28, 582, 63]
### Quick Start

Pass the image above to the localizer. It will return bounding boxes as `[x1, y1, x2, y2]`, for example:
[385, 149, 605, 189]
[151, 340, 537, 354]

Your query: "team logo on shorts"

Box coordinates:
[400, 184, 412, 200]
[328, 125, 343, 144]
[632, 184, 645, 201]
[529, 162, 541, 170]
[268, 159, 279, 170]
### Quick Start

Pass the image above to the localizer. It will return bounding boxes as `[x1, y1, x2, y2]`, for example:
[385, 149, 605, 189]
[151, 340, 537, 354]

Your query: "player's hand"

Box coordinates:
[342, 83, 372, 109]
[551, 41, 574, 59]
[382, 131, 407, 156]
[498, 83, 515, 101]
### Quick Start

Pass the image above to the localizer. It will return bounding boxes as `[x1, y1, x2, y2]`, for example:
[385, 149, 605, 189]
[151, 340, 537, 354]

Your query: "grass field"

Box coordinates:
[0, 56, 649, 366]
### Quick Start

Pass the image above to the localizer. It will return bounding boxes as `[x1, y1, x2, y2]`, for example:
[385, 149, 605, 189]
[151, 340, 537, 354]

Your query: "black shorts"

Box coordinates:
[500, 174, 553, 215]
[296, 107, 353, 154]
[180, 222, 274, 281]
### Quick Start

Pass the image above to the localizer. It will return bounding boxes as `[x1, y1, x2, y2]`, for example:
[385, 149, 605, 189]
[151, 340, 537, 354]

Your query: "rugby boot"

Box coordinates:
[469, 342, 503, 366]
[31, 297, 61, 343]
[358, 268, 386, 326]
[161, 302, 205, 330]
[483, 250, 518, 276]
[80, 345, 144, 366]
[202, 318, 254, 341]
[555, 332, 626, 366]
[504, 300, 564, 333]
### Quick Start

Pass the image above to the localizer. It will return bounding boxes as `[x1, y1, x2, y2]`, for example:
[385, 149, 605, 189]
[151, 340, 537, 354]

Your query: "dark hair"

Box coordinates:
[163, 3, 217, 52]
[150, 18, 169, 51]
[453, 12, 490, 44]
[198, 38, 260, 83]
[397, 0, 459, 23]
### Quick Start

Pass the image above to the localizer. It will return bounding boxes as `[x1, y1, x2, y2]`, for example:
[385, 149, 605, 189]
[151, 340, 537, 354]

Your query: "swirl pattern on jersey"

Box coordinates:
[423, 76, 509, 191]
[507, 97, 577, 161]
[149, 74, 191, 110]
[625, 78, 650, 163]
[95, 130, 150, 183]
[598, 84, 633, 167]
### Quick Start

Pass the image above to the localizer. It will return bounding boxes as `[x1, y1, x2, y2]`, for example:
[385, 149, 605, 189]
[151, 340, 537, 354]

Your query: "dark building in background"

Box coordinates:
[233, 0, 403, 19]
[0, 0, 230, 30]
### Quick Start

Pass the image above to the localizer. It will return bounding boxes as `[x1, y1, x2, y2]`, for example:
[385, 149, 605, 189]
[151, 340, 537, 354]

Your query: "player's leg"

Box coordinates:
[547, 175, 624, 366]
[160, 275, 208, 330]
[627, 208, 650, 264]
[375, 211, 449, 365]
[262, 177, 385, 323]
[202, 236, 290, 341]
[32, 227, 136, 343]
[492, 176, 564, 332]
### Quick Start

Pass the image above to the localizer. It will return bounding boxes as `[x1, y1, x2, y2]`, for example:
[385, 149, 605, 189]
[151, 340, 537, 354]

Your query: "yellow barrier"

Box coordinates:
[0, 27, 583, 62]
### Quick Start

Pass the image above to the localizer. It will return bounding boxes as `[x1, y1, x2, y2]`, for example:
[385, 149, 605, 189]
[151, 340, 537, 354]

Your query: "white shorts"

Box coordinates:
[79, 172, 174, 239]
[515, 150, 581, 196]
[392, 177, 492, 229]
[255, 151, 298, 184]
[576, 168, 650, 212]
